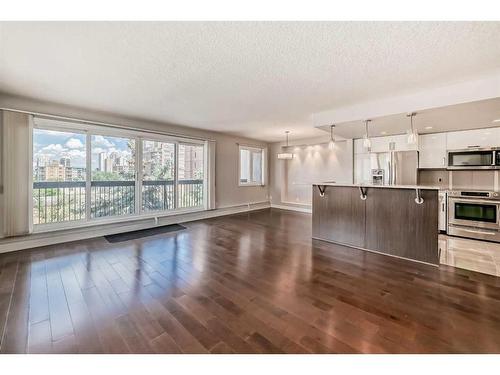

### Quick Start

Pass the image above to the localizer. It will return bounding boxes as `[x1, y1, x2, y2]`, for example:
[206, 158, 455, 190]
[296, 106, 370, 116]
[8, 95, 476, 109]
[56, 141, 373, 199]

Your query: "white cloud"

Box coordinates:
[65, 138, 84, 149]
[67, 149, 86, 158]
[92, 135, 114, 148]
[42, 143, 66, 153]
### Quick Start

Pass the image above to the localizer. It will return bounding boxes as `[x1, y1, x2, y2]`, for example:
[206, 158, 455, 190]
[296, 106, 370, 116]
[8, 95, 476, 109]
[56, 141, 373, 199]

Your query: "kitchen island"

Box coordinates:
[312, 183, 439, 265]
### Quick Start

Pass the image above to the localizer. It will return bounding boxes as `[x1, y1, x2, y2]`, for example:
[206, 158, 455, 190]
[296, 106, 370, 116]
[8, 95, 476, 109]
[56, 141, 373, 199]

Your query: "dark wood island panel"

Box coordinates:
[312, 184, 439, 265]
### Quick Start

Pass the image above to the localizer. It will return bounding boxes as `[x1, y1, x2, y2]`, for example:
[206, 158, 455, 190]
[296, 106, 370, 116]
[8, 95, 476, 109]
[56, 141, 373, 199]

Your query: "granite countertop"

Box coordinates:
[312, 182, 439, 190]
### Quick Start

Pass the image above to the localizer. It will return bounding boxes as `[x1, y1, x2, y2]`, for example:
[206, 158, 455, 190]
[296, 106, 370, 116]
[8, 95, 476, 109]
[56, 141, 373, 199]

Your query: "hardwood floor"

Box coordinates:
[1, 208, 500, 353]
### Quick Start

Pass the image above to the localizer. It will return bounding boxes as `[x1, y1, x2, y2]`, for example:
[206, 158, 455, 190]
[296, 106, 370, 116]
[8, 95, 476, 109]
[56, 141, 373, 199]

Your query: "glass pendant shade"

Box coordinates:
[363, 120, 371, 149]
[407, 129, 418, 145]
[406, 113, 418, 145]
[277, 131, 294, 160]
[328, 125, 335, 150]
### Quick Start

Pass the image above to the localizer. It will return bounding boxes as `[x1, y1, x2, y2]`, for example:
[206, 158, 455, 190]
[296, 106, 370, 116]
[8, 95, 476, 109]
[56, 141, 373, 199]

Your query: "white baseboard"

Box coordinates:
[0, 201, 270, 254]
[270, 203, 312, 214]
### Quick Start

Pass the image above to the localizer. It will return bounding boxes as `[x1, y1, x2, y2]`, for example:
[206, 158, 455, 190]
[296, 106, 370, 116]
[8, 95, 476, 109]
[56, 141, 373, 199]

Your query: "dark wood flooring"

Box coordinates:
[1, 208, 500, 353]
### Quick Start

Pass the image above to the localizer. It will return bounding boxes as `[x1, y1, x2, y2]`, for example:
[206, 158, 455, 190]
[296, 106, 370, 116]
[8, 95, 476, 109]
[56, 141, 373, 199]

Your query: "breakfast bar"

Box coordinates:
[312, 183, 439, 265]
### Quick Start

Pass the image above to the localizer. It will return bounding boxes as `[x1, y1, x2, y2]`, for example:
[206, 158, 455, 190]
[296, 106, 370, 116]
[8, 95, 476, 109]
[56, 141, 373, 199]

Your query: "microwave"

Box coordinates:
[447, 148, 500, 169]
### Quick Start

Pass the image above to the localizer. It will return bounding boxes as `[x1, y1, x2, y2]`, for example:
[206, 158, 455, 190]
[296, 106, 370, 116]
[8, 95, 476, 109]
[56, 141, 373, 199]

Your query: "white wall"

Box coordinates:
[270, 135, 353, 210]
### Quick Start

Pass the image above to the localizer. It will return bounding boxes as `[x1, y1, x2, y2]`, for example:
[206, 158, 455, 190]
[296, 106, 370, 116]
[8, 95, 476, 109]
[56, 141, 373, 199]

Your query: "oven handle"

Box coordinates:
[448, 198, 500, 205]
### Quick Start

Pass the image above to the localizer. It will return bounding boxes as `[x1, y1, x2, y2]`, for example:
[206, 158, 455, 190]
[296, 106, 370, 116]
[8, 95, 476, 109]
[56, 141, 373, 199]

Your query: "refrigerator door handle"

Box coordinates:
[387, 160, 391, 185]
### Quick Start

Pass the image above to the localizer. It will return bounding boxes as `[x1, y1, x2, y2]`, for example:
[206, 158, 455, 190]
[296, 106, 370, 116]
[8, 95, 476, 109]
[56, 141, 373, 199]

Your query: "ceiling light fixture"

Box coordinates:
[363, 120, 372, 149]
[493, 119, 500, 123]
[277, 131, 294, 160]
[328, 125, 336, 150]
[425, 126, 433, 130]
[406, 112, 418, 145]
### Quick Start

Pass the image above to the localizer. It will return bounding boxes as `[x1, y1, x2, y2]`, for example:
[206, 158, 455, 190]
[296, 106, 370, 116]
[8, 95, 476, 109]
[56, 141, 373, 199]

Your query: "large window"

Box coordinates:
[33, 128, 86, 225]
[32, 119, 207, 229]
[90, 135, 136, 218]
[142, 140, 175, 212]
[239, 145, 265, 186]
[178, 143, 204, 208]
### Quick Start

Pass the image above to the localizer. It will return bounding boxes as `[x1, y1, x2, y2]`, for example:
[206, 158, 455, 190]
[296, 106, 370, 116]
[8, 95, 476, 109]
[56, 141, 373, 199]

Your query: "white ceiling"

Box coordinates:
[317, 97, 500, 139]
[1, 22, 500, 142]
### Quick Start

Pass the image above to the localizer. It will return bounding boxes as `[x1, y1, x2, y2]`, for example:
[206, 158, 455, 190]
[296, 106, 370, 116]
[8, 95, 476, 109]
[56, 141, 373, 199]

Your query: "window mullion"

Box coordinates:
[174, 142, 179, 210]
[135, 137, 142, 216]
[85, 131, 91, 221]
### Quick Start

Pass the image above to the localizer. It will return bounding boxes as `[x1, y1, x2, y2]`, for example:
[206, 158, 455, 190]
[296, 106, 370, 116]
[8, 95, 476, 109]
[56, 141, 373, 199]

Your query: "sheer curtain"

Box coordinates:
[1, 110, 32, 237]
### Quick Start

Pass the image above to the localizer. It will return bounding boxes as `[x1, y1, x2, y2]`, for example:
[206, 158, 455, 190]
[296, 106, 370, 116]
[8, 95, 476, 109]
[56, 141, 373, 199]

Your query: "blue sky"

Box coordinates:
[33, 129, 133, 169]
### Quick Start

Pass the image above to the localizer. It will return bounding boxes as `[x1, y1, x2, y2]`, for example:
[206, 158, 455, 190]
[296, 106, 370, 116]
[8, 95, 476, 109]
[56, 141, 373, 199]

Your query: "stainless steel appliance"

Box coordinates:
[371, 169, 385, 185]
[447, 190, 500, 242]
[438, 191, 447, 232]
[447, 147, 500, 170]
[368, 151, 418, 185]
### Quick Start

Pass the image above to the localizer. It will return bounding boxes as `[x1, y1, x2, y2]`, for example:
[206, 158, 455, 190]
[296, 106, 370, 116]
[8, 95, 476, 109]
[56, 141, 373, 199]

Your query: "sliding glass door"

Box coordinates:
[32, 128, 87, 225]
[142, 139, 175, 212]
[32, 119, 207, 229]
[90, 135, 136, 218]
[178, 143, 204, 208]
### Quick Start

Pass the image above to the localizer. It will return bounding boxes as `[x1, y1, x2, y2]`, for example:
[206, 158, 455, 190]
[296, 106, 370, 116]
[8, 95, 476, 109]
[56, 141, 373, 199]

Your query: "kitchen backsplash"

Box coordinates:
[418, 169, 497, 190]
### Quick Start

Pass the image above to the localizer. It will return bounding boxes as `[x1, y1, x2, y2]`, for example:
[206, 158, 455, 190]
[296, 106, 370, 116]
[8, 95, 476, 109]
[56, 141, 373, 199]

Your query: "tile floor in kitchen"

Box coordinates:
[439, 234, 500, 276]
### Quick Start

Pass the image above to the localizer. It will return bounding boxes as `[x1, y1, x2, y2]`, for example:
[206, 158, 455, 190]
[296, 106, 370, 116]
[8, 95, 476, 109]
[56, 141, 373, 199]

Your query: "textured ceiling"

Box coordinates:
[1, 22, 500, 142]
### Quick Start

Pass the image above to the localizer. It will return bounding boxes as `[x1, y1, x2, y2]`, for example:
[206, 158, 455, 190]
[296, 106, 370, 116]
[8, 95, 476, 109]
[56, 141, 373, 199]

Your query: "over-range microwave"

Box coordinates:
[447, 147, 500, 170]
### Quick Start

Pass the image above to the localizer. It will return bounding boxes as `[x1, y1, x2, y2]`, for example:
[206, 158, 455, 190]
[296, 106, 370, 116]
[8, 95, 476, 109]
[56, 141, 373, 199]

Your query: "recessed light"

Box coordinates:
[493, 119, 500, 123]
[380, 131, 387, 135]
[425, 126, 433, 130]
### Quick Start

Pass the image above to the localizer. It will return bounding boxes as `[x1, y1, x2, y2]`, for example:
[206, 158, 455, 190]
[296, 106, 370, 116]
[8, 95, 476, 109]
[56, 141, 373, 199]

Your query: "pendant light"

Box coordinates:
[277, 131, 294, 160]
[328, 125, 336, 150]
[363, 119, 372, 149]
[406, 112, 418, 145]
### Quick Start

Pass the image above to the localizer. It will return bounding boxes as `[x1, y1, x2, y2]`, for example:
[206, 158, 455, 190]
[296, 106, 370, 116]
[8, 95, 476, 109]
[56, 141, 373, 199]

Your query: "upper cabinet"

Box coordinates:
[418, 133, 447, 169]
[354, 134, 417, 154]
[355, 127, 500, 169]
[446, 128, 500, 150]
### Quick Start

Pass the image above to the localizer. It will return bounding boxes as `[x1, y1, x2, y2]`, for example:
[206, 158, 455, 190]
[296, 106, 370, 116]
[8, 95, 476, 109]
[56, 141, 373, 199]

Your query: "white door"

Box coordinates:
[419, 133, 447, 168]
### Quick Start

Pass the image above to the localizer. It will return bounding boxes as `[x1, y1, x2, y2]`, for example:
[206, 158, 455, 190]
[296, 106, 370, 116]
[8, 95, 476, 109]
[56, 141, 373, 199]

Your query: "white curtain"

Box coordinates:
[2, 110, 32, 237]
[207, 140, 216, 210]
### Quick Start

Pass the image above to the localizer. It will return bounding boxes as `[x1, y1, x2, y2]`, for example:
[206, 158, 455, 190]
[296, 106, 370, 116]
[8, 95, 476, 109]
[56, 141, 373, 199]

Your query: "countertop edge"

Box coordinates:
[312, 183, 440, 190]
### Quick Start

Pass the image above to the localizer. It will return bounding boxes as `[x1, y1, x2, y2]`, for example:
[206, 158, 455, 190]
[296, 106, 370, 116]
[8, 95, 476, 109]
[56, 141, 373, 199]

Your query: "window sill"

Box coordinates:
[239, 183, 265, 187]
[33, 206, 205, 234]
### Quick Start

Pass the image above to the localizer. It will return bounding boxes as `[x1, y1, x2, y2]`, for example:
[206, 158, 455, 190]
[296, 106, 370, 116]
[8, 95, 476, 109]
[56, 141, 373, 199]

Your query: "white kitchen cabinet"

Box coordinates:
[354, 138, 365, 154]
[446, 128, 500, 150]
[354, 153, 372, 184]
[354, 134, 417, 153]
[418, 133, 447, 169]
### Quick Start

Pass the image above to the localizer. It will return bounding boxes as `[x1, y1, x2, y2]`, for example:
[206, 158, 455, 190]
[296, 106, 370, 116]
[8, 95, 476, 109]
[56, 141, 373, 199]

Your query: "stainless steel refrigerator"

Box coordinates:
[355, 151, 419, 185]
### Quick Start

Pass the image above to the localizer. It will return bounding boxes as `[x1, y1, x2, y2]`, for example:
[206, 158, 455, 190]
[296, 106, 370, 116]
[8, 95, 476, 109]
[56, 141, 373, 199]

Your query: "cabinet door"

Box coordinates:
[446, 128, 500, 150]
[418, 133, 447, 169]
[389, 134, 418, 151]
[354, 153, 372, 184]
[354, 138, 365, 154]
[369, 137, 390, 152]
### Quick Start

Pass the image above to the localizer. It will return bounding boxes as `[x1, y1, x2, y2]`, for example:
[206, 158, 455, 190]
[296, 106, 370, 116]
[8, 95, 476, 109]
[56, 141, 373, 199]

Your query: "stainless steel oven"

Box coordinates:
[448, 190, 500, 242]
[447, 147, 500, 169]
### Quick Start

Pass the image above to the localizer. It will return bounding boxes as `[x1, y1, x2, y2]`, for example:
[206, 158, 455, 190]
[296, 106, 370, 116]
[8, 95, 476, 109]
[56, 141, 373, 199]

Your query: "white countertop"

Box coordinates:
[312, 182, 439, 190]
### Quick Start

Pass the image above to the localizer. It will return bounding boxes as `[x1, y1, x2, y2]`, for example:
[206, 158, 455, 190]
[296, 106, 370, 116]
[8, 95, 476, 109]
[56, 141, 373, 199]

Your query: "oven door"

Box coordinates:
[448, 198, 500, 230]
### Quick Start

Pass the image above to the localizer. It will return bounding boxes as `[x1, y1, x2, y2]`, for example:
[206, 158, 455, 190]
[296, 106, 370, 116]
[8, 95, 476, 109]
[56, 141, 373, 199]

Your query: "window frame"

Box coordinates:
[238, 145, 266, 187]
[31, 118, 208, 233]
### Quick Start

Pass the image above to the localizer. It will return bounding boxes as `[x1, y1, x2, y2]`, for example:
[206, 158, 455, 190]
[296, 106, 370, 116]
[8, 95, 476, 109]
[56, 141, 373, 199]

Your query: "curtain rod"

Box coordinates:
[0, 107, 216, 143]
